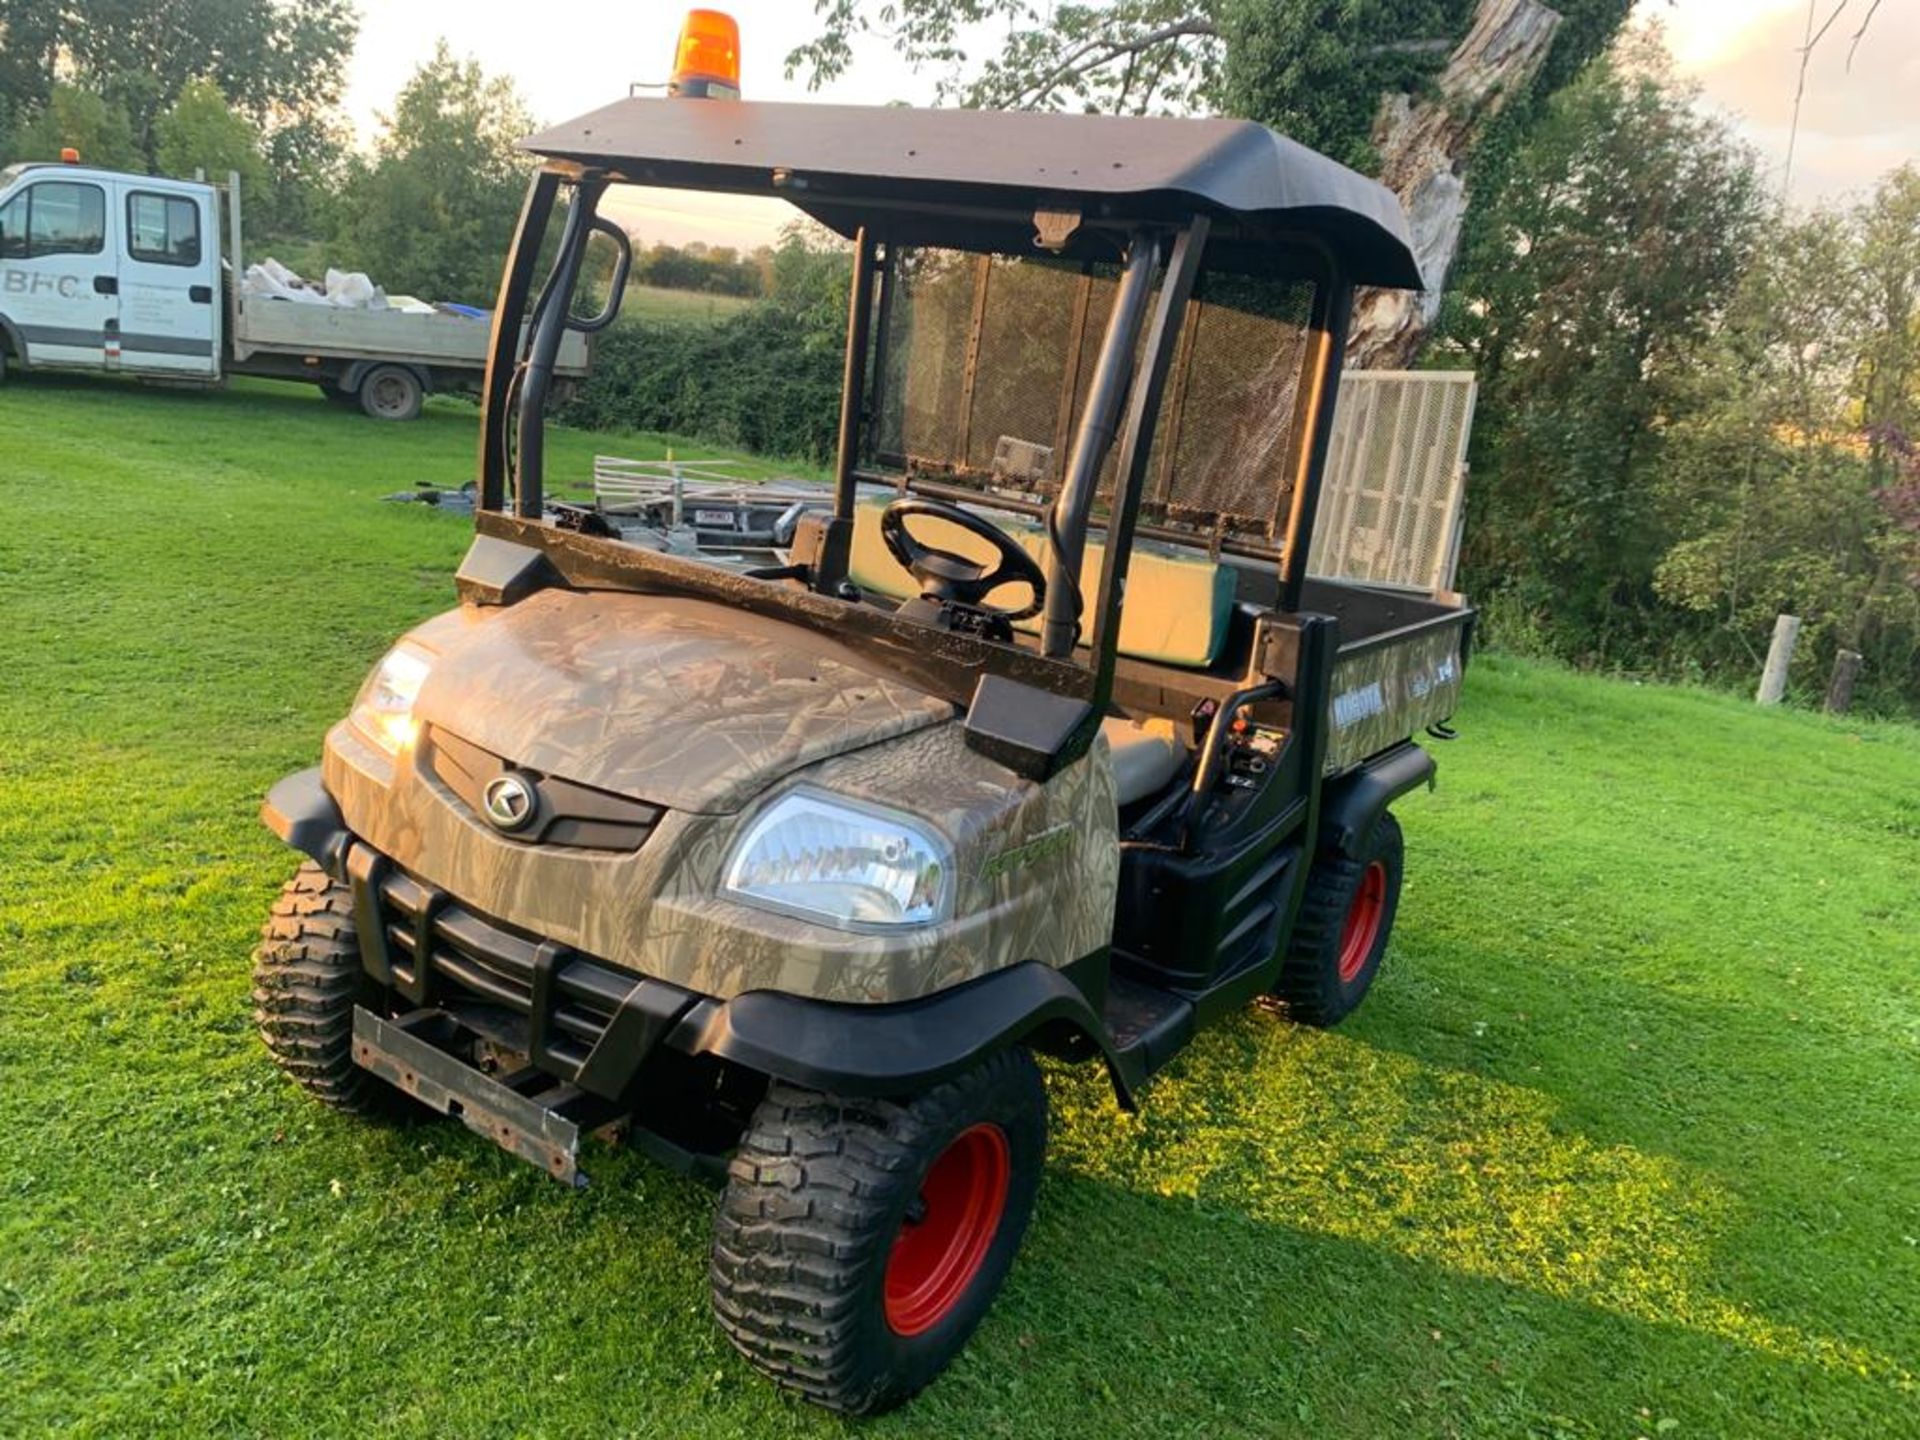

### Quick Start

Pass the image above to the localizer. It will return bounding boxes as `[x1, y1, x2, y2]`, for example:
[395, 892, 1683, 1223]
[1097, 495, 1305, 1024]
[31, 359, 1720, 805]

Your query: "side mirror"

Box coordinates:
[568, 217, 632, 334]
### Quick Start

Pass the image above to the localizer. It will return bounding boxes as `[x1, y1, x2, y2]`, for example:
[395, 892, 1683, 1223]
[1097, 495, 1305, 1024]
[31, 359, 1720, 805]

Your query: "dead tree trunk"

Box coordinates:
[1347, 0, 1564, 370]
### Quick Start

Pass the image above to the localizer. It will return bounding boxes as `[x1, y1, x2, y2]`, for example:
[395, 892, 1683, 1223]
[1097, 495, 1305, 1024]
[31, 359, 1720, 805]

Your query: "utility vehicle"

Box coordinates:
[254, 10, 1470, 1414]
[0, 160, 587, 418]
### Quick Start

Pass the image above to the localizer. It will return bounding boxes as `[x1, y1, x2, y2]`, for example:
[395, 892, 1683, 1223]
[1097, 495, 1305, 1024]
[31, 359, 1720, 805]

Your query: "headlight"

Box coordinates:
[348, 642, 432, 755]
[722, 790, 951, 931]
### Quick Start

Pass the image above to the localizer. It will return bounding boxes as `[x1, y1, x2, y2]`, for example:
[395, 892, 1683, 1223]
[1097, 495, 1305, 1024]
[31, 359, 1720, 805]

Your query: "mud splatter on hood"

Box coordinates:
[404, 590, 955, 814]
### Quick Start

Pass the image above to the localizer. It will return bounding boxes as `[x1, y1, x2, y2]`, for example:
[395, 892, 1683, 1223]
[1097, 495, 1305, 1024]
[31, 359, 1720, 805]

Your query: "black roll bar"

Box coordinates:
[514, 175, 606, 518]
[1089, 217, 1209, 707]
[1276, 273, 1352, 613]
[479, 171, 561, 512]
[832, 228, 878, 521]
[1040, 233, 1157, 659]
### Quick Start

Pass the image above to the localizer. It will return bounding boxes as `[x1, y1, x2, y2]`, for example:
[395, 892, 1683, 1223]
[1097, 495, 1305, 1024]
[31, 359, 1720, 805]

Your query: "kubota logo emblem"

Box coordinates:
[482, 772, 538, 832]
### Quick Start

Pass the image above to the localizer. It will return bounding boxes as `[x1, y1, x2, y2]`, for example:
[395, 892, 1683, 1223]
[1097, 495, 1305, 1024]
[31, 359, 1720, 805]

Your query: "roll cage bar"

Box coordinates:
[474, 166, 1353, 779]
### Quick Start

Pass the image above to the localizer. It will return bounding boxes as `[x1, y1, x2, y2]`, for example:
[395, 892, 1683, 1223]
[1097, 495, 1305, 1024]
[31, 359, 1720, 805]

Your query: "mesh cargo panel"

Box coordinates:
[875, 247, 1318, 549]
[1308, 371, 1476, 593]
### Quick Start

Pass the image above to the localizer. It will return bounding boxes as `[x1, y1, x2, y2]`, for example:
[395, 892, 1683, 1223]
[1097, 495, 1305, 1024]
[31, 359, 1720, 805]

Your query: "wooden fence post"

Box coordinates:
[1755, 613, 1801, 706]
[1825, 649, 1863, 715]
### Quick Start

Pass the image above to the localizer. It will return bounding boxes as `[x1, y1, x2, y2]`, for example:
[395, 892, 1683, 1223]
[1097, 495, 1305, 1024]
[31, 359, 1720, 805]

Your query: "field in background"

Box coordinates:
[618, 283, 754, 325]
[1, 375, 1915, 1437]
[236, 235, 752, 322]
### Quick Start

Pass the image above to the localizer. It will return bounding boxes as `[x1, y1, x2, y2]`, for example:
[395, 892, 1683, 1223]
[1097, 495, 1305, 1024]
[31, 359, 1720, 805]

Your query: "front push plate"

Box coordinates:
[351, 1006, 589, 1187]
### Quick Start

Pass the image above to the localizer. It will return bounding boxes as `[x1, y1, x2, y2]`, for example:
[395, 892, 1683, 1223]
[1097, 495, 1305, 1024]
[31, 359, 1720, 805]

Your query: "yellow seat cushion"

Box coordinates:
[848, 495, 1233, 668]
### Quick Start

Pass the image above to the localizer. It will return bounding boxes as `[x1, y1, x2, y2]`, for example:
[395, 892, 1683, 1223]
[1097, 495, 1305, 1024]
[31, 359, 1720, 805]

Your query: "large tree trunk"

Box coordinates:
[1347, 0, 1563, 370]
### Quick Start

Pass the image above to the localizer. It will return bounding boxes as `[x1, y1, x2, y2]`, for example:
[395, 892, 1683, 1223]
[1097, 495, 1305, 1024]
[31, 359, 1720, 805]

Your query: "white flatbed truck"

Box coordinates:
[0, 160, 589, 419]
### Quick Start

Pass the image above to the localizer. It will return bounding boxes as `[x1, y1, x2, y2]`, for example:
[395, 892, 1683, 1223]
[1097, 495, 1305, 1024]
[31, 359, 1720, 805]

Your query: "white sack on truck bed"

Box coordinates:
[241, 257, 391, 311]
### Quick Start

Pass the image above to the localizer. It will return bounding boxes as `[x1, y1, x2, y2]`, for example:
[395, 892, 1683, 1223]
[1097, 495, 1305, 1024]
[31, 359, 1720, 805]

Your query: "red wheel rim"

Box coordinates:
[1337, 861, 1388, 984]
[884, 1123, 1010, 1336]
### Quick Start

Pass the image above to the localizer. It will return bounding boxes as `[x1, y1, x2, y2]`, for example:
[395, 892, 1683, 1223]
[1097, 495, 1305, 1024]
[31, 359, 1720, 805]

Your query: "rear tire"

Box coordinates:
[711, 1048, 1047, 1415]
[253, 861, 406, 1115]
[358, 363, 424, 421]
[1276, 810, 1404, 1027]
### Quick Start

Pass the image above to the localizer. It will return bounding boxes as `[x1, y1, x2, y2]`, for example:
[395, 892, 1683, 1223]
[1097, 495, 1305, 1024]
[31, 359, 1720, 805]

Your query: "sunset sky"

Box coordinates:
[341, 0, 1916, 249]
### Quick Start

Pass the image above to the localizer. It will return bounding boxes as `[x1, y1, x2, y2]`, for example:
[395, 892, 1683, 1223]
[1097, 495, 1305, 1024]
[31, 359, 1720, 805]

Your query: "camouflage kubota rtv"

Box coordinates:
[253, 9, 1471, 1415]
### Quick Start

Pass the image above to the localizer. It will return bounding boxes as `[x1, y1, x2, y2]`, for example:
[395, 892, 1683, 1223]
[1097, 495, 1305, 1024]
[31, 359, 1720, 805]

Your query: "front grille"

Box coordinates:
[427, 726, 662, 852]
[367, 860, 633, 1073]
[343, 843, 703, 1103]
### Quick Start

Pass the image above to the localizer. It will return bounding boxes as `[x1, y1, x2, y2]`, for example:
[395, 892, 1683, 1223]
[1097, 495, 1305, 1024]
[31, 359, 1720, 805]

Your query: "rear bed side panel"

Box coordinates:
[1323, 615, 1468, 775]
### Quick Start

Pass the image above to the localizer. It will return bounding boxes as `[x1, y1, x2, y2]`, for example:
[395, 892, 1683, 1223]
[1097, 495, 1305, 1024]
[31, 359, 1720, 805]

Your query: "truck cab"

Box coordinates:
[0, 163, 219, 379]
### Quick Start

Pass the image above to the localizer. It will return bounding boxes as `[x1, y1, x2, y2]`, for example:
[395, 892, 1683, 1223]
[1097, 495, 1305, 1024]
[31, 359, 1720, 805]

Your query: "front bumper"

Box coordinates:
[262, 767, 1114, 1107]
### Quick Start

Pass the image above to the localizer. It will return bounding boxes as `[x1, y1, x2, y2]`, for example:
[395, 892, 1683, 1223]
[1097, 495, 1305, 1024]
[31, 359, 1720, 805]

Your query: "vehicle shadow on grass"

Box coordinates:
[957, 1172, 1900, 1440]
[1336, 925, 1920, 1364]
[941, 1004, 1914, 1438]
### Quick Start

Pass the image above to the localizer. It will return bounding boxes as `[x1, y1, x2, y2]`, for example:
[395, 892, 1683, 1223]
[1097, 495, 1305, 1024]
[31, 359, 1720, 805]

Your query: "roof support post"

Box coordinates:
[833, 228, 878, 518]
[1277, 275, 1353, 613]
[1090, 218, 1209, 707]
[800, 225, 880, 595]
[1042, 232, 1157, 658]
[479, 169, 561, 512]
[514, 174, 605, 519]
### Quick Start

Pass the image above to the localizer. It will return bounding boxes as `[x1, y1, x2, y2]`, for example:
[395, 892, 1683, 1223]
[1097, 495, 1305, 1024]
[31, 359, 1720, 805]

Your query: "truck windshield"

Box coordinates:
[871, 247, 1320, 559]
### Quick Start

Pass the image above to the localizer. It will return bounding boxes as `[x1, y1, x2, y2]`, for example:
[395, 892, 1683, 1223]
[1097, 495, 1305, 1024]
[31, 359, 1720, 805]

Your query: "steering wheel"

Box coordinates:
[879, 497, 1047, 622]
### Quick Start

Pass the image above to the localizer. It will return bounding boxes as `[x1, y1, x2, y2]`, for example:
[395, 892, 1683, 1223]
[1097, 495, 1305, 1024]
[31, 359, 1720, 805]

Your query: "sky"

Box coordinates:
[340, 0, 1917, 249]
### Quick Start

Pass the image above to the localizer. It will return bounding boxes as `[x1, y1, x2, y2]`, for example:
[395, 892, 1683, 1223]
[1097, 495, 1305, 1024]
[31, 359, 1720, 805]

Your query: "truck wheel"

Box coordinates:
[358, 364, 423, 421]
[1276, 810, 1404, 1027]
[252, 861, 405, 1115]
[711, 1047, 1047, 1415]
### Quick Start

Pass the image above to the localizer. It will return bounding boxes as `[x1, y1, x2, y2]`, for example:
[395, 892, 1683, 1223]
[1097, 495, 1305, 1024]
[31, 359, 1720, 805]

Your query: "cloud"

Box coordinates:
[1674, 0, 1920, 203]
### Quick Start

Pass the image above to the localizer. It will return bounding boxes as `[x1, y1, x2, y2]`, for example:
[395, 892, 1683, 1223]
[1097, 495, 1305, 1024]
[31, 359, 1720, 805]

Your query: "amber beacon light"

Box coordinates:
[670, 9, 742, 100]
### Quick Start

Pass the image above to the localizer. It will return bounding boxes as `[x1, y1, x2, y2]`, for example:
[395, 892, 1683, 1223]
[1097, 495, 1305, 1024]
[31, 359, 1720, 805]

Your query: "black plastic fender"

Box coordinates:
[1317, 741, 1434, 856]
[261, 765, 353, 876]
[676, 959, 1131, 1103]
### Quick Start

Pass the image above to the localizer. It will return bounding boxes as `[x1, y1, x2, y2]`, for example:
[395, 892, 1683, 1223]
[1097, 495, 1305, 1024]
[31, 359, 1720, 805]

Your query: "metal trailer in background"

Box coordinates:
[1310, 369, 1477, 597]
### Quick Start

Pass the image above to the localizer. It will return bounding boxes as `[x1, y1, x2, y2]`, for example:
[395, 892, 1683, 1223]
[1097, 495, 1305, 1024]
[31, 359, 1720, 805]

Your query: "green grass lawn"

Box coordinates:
[1, 373, 1915, 1438]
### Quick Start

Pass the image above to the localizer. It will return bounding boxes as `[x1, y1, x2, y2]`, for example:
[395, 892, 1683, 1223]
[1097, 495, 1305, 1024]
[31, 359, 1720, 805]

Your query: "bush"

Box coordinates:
[558, 304, 845, 463]
[559, 226, 852, 463]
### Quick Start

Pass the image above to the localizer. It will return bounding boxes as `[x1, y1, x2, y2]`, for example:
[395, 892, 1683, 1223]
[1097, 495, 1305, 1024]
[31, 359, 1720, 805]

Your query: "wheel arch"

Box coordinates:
[1317, 740, 1433, 858]
[0, 312, 27, 363]
[688, 960, 1141, 1109]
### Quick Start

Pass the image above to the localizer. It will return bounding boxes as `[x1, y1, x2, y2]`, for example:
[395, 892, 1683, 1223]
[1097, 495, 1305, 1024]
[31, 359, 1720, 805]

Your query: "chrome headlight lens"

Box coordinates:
[722, 790, 951, 931]
[347, 642, 432, 755]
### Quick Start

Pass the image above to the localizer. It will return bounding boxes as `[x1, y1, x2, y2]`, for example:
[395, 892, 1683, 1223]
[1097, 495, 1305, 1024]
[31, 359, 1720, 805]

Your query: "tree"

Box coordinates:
[0, 0, 61, 142]
[787, 0, 1634, 363]
[1431, 39, 1765, 663]
[332, 45, 536, 300]
[5, 84, 142, 170]
[155, 79, 269, 204]
[0, 0, 355, 195]
[1653, 174, 1920, 712]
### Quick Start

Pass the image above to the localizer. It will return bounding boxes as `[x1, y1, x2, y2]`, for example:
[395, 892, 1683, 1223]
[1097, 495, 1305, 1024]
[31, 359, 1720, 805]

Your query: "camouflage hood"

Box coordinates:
[404, 590, 956, 814]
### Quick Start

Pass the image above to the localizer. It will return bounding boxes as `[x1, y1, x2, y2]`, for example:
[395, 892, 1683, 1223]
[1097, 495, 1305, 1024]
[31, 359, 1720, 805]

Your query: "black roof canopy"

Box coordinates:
[522, 99, 1422, 289]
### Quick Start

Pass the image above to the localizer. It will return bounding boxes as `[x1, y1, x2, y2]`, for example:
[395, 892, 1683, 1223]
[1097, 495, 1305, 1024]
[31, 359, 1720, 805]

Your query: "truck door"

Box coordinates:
[0, 175, 116, 370]
[115, 183, 218, 376]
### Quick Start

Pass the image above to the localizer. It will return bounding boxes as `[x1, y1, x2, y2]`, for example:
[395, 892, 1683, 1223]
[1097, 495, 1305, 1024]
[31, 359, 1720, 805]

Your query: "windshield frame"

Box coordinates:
[473, 165, 1351, 725]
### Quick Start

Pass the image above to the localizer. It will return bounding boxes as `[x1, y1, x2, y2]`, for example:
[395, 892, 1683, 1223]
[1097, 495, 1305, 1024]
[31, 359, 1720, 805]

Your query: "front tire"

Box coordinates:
[1276, 810, 1404, 1026]
[252, 861, 405, 1115]
[711, 1048, 1047, 1415]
